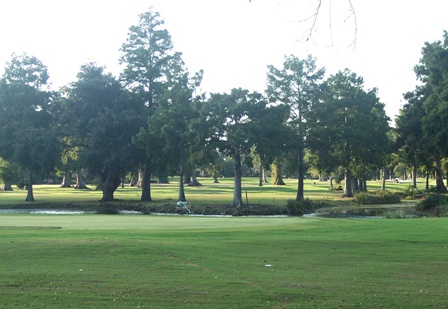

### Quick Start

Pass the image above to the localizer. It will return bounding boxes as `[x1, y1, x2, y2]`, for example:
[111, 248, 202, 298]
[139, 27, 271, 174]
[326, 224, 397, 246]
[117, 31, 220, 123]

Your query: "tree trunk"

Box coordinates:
[381, 168, 386, 190]
[342, 137, 353, 197]
[184, 175, 191, 184]
[352, 175, 357, 193]
[262, 168, 268, 183]
[426, 171, 429, 191]
[178, 145, 186, 202]
[258, 163, 263, 187]
[101, 168, 121, 202]
[2, 181, 13, 191]
[184, 167, 191, 184]
[434, 154, 447, 193]
[296, 149, 304, 201]
[272, 162, 286, 185]
[413, 163, 417, 188]
[189, 166, 202, 186]
[74, 170, 88, 189]
[60, 171, 72, 188]
[343, 168, 353, 198]
[136, 167, 143, 188]
[140, 158, 152, 202]
[25, 169, 34, 202]
[232, 149, 244, 208]
[358, 177, 364, 192]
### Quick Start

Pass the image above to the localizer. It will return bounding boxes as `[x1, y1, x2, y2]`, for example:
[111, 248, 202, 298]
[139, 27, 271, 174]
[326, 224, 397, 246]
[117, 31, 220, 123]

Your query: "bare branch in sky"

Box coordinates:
[249, 0, 357, 48]
[302, 0, 357, 47]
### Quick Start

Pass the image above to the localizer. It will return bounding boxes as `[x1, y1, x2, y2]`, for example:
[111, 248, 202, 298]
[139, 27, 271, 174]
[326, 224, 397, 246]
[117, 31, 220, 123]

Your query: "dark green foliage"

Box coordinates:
[354, 190, 401, 205]
[97, 204, 120, 214]
[400, 185, 425, 199]
[416, 193, 448, 211]
[64, 63, 140, 202]
[266, 55, 325, 200]
[286, 198, 315, 215]
[206, 88, 289, 207]
[16, 179, 26, 190]
[308, 70, 391, 198]
[410, 31, 448, 193]
[0, 54, 59, 201]
[434, 205, 448, 217]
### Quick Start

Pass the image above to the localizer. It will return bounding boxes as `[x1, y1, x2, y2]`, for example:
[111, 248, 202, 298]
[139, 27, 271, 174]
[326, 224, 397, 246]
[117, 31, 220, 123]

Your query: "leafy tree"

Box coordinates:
[119, 7, 176, 201]
[308, 70, 391, 197]
[395, 86, 432, 188]
[145, 53, 204, 202]
[266, 55, 325, 200]
[0, 157, 18, 191]
[64, 63, 139, 202]
[0, 53, 59, 201]
[413, 31, 448, 193]
[205, 88, 288, 207]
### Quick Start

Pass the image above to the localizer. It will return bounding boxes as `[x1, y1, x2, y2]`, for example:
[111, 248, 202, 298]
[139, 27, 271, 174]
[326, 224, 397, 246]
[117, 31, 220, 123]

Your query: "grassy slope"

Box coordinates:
[0, 215, 447, 308]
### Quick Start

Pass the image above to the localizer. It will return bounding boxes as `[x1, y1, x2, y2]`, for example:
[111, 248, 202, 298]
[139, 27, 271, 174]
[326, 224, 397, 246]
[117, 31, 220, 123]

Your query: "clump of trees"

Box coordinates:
[395, 31, 448, 193]
[0, 7, 446, 206]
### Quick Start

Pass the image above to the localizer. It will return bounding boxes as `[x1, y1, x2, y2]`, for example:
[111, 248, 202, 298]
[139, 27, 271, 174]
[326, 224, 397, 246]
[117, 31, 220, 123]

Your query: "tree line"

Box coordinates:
[0, 8, 446, 207]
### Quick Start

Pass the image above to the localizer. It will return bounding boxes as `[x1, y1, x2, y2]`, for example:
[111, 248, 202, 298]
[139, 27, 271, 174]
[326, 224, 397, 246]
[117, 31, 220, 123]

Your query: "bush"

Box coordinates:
[435, 205, 448, 217]
[287, 198, 315, 216]
[354, 190, 400, 205]
[16, 179, 26, 190]
[416, 193, 448, 212]
[97, 204, 120, 214]
[400, 185, 425, 199]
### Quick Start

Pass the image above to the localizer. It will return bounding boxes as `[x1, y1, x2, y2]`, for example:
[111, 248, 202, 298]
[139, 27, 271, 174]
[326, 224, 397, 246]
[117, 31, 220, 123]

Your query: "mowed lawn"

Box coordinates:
[0, 177, 413, 206]
[0, 215, 447, 308]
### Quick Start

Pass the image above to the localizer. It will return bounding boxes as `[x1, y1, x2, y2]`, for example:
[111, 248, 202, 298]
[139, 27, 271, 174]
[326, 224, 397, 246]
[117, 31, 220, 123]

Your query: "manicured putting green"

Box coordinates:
[0, 214, 314, 230]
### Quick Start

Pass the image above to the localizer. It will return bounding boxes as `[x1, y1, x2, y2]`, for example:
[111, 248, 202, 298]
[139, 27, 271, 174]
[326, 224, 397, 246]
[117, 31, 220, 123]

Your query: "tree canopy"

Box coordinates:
[1, 7, 447, 207]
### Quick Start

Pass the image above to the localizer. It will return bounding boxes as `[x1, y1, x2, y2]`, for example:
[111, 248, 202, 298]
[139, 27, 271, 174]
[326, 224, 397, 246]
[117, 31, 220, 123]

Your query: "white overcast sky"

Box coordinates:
[0, 0, 447, 121]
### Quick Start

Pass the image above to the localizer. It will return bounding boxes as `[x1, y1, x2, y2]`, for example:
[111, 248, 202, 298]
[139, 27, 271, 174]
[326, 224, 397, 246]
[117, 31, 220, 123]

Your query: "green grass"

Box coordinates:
[0, 177, 431, 216]
[0, 215, 447, 308]
[0, 177, 425, 205]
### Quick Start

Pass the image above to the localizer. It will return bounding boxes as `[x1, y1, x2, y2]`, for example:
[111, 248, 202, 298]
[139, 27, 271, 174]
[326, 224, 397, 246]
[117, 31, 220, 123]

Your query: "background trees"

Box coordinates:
[0, 7, 446, 206]
[0, 158, 17, 191]
[395, 87, 430, 189]
[308, 70, 391, 197]
[413, 31, 448, 192]
[266, 55, 325, 200]
[120, 8, 176, 201]
[395, 31, 448, 193]
[205, 88, 289, 207]
[144, 54, 204, 202]
[63, 63, 139, 202]
[0, 54, 59, 201]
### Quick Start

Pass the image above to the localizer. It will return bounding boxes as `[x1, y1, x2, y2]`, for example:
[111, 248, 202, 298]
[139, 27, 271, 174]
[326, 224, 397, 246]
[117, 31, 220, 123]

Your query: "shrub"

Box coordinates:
[97, 204, 120, 214]
[382, 191, 401, 204]
[354, 191, 374, 204]
[400, 185, 425, 199]
[16, 179, 26, 190]
[417, 193, 448, 212]
[435, 205, 448, 217]
[354, 190, 400, 205]
[287, 198, 315, 216]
